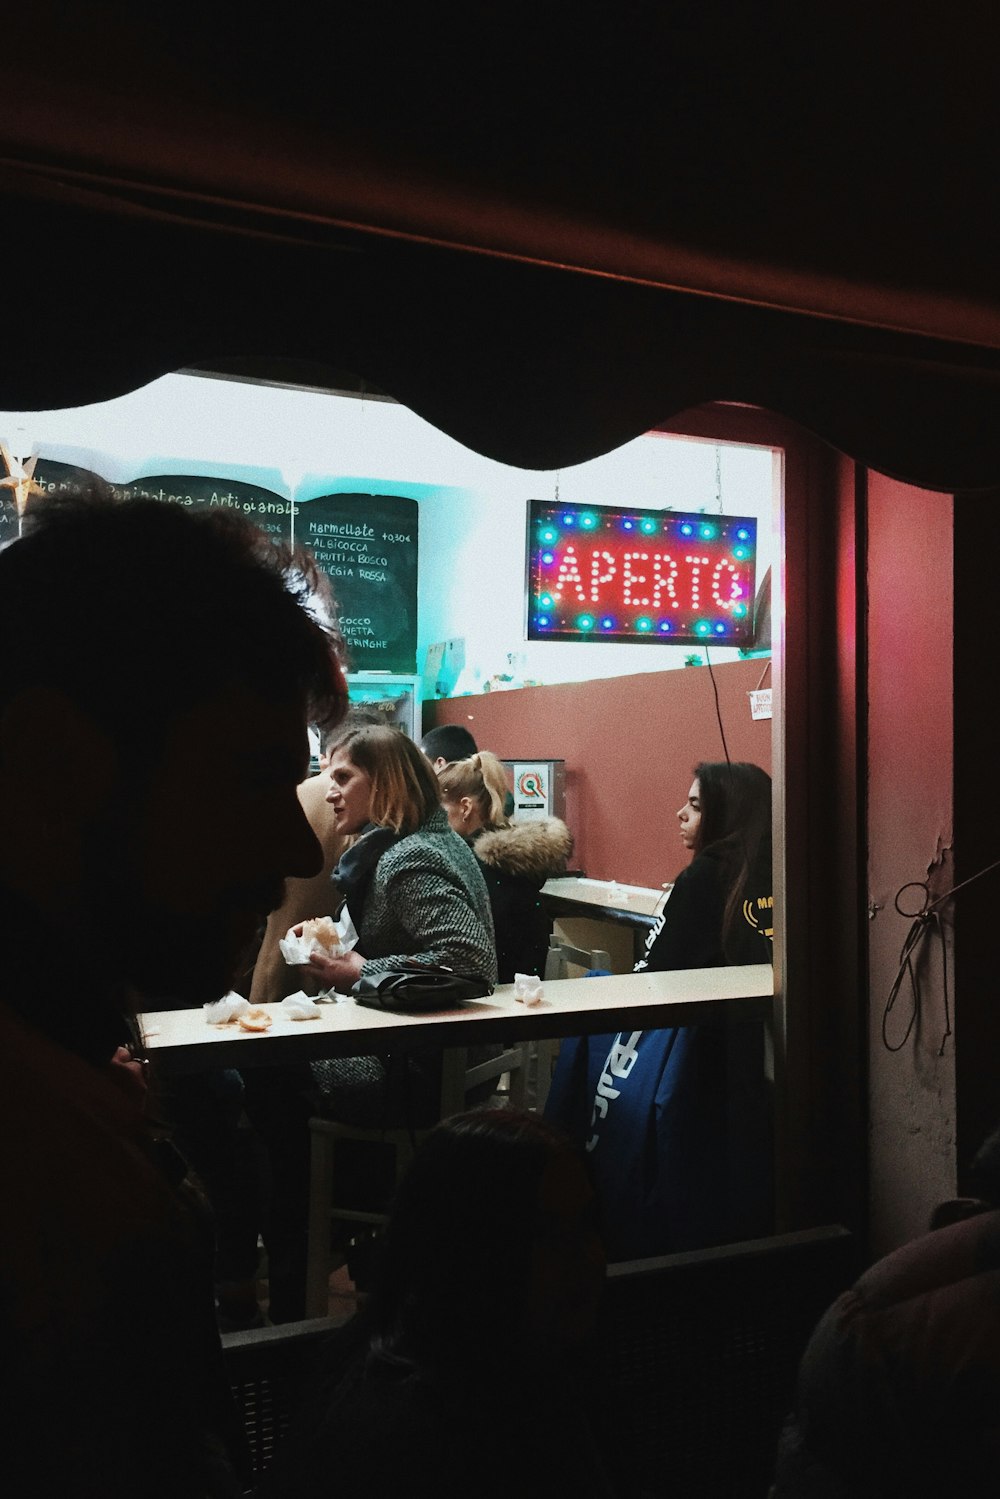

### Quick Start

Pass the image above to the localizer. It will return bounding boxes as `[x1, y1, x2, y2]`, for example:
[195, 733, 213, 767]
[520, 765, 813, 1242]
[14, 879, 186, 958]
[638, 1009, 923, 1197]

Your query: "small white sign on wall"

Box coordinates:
[749, 688, 773, 721]
[503, 759, 566, 822]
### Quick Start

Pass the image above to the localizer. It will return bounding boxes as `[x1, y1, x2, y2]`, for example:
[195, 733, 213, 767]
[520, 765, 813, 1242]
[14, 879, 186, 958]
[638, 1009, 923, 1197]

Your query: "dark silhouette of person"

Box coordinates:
[261, 1109, 615, 1499]
[164, 708, 383, 1329]
[0, 489, 347, 1497]
[772, 1121, 1000, 1498]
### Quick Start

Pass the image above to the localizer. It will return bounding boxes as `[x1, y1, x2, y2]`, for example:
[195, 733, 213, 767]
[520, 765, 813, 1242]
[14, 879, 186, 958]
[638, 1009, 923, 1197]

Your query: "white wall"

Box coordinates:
[2, 372, 775, 689]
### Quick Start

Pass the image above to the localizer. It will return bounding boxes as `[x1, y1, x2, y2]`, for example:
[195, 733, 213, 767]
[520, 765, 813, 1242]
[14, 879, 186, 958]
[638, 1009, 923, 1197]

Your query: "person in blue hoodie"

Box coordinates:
[546, 761, 774, 1260]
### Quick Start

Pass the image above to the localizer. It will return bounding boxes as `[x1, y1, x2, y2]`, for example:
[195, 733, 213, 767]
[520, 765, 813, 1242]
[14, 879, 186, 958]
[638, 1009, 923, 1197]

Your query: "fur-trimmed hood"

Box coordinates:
[471, 818, 573, 881]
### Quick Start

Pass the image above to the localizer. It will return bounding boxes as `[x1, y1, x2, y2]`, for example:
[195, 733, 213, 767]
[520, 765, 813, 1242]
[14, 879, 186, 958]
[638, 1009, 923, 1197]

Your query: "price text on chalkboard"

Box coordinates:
[297, 493, 418, 673]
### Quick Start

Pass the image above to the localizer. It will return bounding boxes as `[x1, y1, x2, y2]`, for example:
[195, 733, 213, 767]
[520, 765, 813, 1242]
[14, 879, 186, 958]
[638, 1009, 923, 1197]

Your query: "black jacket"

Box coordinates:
[470, 818, 573, 983]
[637, 837, 773, 973]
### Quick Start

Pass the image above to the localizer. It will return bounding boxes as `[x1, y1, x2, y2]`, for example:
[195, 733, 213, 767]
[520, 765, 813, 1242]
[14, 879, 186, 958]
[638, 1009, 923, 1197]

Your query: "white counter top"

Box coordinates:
[140, 964, 773, 1074]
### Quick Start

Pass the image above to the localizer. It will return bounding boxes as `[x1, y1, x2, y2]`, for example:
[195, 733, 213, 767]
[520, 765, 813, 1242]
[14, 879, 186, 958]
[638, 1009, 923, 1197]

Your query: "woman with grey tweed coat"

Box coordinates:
[302, 724, 497, 1128]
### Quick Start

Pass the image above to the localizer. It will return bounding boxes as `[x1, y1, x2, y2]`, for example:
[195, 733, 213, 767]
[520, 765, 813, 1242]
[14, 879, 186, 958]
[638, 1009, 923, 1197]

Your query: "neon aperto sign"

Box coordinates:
[525, 499, 758, 645]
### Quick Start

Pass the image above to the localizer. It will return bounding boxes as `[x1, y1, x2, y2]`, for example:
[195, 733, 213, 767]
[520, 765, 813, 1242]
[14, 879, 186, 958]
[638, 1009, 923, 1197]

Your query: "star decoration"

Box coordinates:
[0, 441, 43, 524]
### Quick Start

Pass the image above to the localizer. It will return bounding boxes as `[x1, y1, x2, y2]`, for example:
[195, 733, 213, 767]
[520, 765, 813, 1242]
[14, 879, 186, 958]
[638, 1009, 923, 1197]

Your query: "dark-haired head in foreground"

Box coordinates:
[0, 487, 348, 1029]
[370, 1108, 606, 1371]
[0, 487, 348, 1498]
[260, 1110, 610, 1499]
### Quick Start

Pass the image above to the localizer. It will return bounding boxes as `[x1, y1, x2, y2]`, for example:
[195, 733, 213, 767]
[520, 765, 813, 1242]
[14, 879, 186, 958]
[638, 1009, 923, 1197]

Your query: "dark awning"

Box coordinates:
[6, 6, 1000, 487]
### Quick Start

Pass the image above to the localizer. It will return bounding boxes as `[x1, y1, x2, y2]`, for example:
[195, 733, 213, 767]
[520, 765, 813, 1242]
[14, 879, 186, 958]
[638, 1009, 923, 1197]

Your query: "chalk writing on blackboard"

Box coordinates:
[2, 467, 417, 676]
[128, 474, 292, 546]
[296, 493, 417, 674]
[2, 460, 295, 550]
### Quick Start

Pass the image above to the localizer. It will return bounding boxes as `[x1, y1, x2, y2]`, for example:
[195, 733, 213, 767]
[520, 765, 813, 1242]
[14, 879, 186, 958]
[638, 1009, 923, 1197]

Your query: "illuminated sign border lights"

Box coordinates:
[524, 499, 758, 646]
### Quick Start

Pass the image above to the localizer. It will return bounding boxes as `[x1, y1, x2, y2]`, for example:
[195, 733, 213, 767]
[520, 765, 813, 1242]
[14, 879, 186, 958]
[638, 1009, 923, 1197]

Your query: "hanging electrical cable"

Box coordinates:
[881, 857, 1000, 1055]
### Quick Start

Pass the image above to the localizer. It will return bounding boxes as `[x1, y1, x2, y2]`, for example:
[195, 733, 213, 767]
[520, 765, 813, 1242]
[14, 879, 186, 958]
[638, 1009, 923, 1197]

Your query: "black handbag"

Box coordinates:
[352, 961, 493, 1013]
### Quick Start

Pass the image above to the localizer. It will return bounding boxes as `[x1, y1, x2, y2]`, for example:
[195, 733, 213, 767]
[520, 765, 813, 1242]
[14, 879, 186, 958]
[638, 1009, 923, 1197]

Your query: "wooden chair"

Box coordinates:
[304, 1042, 528, 1316]
[518, 936, 613, 1112]
[544, 935, 612, 978]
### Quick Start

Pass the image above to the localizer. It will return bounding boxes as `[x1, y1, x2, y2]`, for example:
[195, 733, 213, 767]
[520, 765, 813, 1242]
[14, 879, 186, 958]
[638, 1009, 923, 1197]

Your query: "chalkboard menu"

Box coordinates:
[1, 464, 417, 674]
[124, 474, 292, 545]
[296, 493, 418, 673]
[1, 461, 294, 547]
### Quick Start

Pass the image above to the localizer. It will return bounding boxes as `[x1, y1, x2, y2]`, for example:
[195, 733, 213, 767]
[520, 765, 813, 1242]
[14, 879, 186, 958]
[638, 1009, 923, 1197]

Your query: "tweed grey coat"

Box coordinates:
[354, 807, 497, 986]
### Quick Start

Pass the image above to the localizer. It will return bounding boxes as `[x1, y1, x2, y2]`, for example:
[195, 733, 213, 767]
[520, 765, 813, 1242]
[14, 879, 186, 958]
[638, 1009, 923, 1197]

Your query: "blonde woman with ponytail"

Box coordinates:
[437, 751, 573, 983]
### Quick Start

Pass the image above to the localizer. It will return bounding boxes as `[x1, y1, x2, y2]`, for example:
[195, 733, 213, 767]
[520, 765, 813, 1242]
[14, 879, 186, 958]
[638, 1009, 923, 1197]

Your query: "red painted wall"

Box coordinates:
[425, 658, 771, 888]
[865, 473, 954, 1252]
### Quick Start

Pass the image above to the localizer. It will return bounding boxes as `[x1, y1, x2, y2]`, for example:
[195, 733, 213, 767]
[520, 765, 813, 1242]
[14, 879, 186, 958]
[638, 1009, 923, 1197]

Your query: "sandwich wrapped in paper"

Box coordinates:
[279, 910, 359, 966]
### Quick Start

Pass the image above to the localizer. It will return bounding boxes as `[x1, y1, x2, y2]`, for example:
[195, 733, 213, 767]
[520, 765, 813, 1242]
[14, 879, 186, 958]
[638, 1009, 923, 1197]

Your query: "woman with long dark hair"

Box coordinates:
[546, 761, 773, 1260]
[637, 761, 773, 972]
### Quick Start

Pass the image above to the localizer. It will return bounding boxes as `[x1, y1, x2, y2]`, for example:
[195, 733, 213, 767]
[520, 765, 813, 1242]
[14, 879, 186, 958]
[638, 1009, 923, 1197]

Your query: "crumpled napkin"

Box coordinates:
[204, 992, 250, 1025]
[278, 992, 322, 1021]
[279, 909, 359, 965]
[513, 973, 544, 1006]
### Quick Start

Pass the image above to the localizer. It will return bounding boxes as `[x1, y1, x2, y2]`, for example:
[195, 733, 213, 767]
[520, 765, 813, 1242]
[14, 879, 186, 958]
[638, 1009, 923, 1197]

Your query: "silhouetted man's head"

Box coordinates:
[0, 490, 347, 1006]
